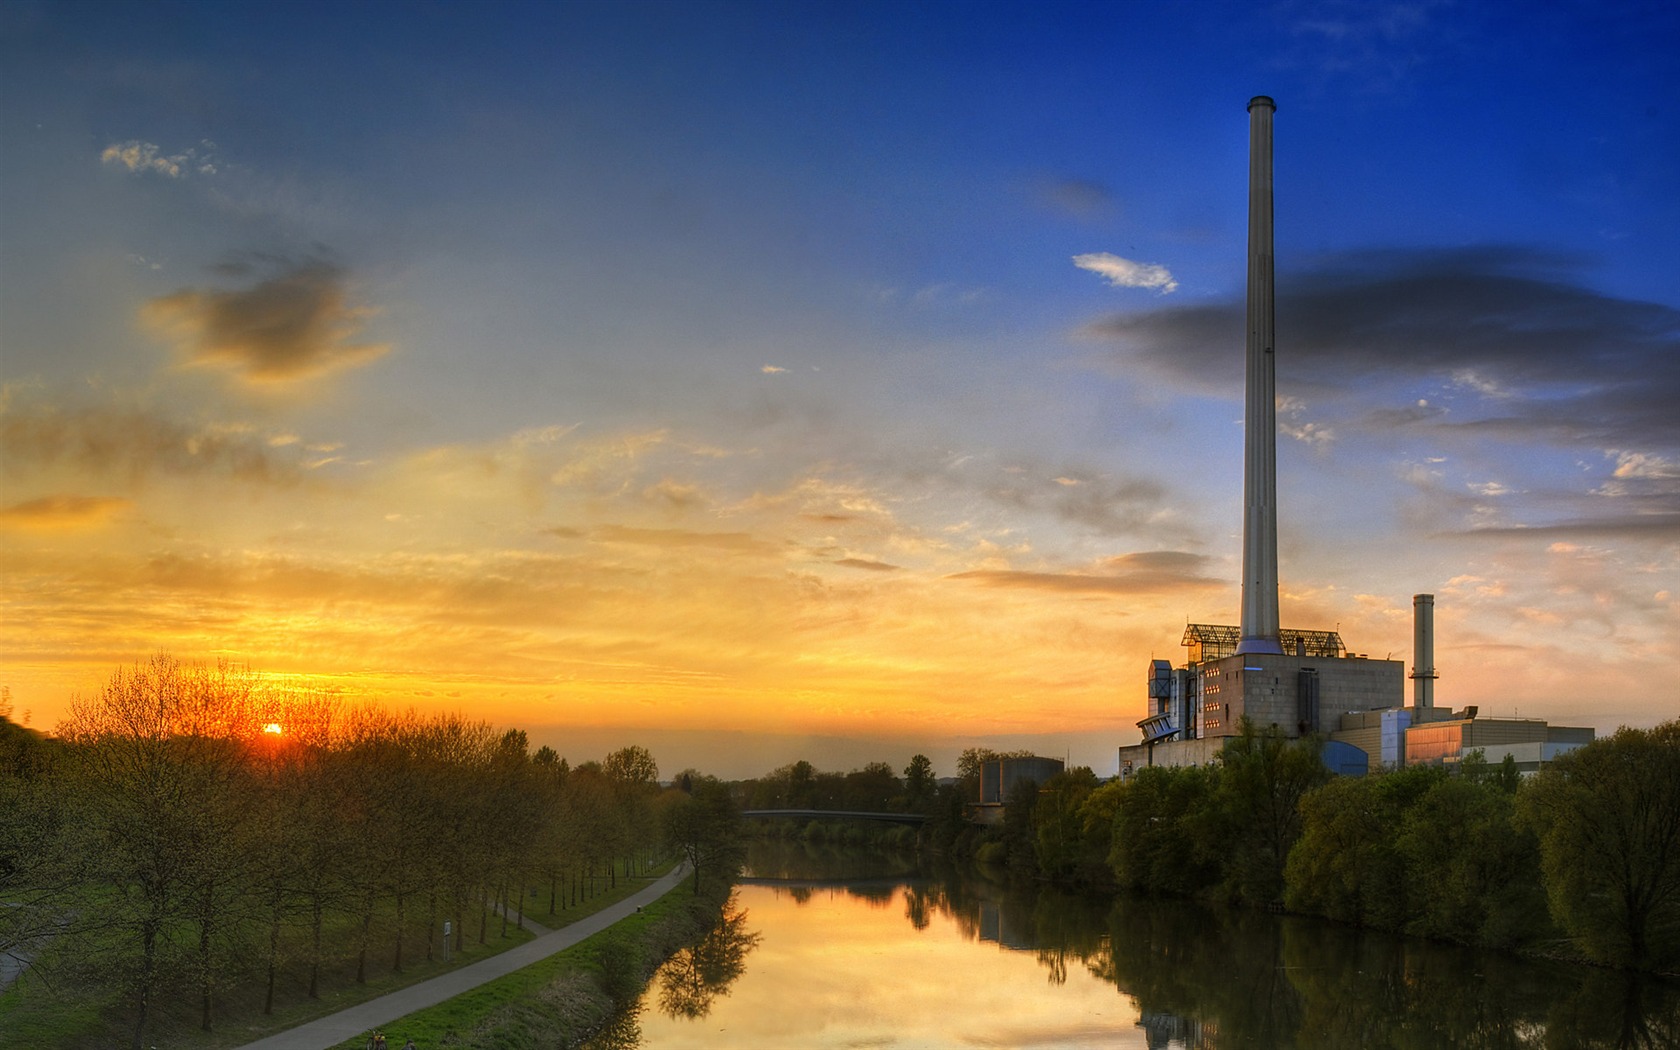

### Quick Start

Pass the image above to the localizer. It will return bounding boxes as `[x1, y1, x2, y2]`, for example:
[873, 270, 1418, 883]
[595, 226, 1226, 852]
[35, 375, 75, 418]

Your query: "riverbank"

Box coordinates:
[310, 865, 734, 1050]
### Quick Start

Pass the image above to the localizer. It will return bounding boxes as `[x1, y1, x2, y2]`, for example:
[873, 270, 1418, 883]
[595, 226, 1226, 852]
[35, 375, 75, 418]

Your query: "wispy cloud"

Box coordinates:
[1034, 177, 1116, 220]
[0, 403, 307, 486]
[142, 256, 390, 384]
[949, 550, 1222, 595]
[1072, 252, 1178, 294]
[101, 139, 220, 178]
[0, 494, 131, 531]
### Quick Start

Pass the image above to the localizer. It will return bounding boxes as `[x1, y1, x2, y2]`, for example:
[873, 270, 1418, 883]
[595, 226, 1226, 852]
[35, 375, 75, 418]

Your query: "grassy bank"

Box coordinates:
[327, 874, 732, 1050]
[0, 861, 670, 1050]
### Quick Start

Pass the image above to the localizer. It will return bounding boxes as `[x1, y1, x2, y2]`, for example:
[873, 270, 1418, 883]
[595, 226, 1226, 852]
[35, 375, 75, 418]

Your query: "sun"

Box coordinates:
[262, 723, 284, 735]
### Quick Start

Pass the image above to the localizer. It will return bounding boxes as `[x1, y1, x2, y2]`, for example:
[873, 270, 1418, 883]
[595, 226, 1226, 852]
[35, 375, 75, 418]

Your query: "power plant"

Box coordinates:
[1118, 98, 1591, 779]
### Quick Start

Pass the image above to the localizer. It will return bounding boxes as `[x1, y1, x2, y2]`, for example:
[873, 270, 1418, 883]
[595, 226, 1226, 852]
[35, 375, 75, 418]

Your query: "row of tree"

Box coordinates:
[992, 720, 1680, 972]
[0, 655, 739, 1049]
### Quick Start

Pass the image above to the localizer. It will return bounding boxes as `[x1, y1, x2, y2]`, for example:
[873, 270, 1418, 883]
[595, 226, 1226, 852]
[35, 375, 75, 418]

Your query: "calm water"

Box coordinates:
[592, 841, 1680, 1049]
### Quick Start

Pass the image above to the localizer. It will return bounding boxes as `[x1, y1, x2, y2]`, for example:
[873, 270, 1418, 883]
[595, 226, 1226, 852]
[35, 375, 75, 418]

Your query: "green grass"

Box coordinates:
[0, 862, 674, 1050]
[323, 873, 714, 1050]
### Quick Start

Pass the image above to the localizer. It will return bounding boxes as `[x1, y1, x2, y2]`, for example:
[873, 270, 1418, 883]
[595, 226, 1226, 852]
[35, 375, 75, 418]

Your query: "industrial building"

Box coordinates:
[971, 755, 1064, 825]
[1117, 98, 1591, 781]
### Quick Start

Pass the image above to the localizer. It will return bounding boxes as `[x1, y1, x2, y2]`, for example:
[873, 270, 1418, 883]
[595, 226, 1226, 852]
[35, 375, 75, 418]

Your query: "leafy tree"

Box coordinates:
[842, 761, 900, 811]
[661, 776, 745, 893]
[902, 753, 936, 811]
[1284, 765, 1444, 930]
[1032, 767, 1107, 886]
[1522, 720, 1680, 970]
[1209, 720, 1329, 906]
[1396, 775, 1551, 949]
[1109, 764, 1219, 895]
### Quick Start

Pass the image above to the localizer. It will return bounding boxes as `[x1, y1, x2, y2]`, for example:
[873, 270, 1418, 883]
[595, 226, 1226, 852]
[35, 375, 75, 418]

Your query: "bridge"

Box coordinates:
[740, 809, 929, 827]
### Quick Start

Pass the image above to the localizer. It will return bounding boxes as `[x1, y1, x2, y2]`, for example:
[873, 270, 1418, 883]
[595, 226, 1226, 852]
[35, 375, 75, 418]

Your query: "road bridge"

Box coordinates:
[740, 809, 928, 827]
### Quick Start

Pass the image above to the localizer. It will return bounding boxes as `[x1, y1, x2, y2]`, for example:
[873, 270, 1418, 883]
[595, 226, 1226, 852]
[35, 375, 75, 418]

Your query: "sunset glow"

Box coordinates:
[2, 3, 1676, 777]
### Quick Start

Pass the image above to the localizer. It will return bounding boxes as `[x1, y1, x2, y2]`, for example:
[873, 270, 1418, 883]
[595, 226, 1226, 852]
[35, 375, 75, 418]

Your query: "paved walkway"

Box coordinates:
[237, 865, 689, 1050]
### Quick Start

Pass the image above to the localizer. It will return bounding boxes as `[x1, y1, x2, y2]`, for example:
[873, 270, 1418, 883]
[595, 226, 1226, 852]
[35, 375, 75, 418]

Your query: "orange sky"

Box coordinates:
[4, 4, 1678, 780]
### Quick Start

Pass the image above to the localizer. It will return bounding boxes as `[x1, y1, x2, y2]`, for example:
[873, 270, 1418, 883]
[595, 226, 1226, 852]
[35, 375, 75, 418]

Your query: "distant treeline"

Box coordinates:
[965, 721, 1680, 974]
[0, 655, 741, 1050]
[724, 725, 1680, 974]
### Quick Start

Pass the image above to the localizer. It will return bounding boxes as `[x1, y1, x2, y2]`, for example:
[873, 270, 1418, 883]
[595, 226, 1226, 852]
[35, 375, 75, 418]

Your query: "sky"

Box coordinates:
[2, 0, 1678, 779]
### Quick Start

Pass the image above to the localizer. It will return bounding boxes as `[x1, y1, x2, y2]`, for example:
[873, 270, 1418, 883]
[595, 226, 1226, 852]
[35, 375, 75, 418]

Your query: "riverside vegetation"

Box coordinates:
[733, 720, 1680, 975]
[0, 655, 744, 1050]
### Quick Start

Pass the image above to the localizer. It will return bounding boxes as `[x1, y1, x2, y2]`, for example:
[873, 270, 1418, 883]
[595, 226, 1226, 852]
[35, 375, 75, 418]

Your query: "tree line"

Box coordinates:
[0, 655, 739, 1049]
[980, 719, 1680, 973]
[719, 724, 1680, 973]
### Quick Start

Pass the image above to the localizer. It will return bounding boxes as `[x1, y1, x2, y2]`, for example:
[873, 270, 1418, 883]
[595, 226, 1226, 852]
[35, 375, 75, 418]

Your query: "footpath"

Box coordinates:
[236, 864, 689, 1050]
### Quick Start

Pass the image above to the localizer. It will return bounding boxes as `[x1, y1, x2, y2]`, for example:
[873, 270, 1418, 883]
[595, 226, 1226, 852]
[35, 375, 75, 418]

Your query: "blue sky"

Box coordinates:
[3, 0, 1677, 778]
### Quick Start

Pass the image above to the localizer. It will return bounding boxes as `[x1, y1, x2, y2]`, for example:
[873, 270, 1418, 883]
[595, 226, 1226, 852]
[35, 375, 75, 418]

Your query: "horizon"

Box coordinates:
[4, 2, 1678, 779]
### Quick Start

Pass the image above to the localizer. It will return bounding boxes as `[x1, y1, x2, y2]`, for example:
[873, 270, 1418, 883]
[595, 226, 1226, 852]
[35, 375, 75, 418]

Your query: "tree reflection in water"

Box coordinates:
[910, 864, 1680, 1050]
[656, 895, 762, 1021]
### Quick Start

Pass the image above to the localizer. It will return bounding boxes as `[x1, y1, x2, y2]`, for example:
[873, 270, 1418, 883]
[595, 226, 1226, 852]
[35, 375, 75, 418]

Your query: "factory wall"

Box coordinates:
[1197, 653, 1403, 739]
[979, 756, 1066, 804]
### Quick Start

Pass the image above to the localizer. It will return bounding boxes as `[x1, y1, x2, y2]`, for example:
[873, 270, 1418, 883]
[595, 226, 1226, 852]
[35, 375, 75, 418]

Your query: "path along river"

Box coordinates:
[589, 840, 1680, 1049]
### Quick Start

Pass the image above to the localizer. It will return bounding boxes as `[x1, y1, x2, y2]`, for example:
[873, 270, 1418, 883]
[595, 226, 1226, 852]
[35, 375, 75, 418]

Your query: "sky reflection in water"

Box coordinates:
[629, 882, 1145, 1049]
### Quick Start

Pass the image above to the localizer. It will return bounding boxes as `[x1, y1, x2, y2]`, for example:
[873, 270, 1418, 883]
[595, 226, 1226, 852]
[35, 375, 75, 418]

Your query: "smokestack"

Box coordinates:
[1238, 96, 1283, 656]
[1411, 593, 1437, 708]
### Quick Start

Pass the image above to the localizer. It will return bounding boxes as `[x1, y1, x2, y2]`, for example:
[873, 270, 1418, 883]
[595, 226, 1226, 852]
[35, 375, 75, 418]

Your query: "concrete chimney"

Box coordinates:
[1411, 593, 1437, 708]
[1238, 96, 1283, 656]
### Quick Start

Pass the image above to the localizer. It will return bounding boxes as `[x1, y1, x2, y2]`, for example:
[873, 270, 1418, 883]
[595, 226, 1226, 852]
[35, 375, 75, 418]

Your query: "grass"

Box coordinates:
[0, 861, 674, 1050]
[323, 873, 719, 1050]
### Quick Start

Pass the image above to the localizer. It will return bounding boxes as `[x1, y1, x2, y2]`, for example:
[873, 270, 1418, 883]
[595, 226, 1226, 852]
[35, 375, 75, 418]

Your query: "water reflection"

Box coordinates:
[606, 842, 1680, 1048]
[656, 900, 760, 1021]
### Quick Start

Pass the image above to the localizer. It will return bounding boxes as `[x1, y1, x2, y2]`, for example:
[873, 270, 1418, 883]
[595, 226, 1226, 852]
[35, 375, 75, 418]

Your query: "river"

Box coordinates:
[590, 839, 1680, 1048]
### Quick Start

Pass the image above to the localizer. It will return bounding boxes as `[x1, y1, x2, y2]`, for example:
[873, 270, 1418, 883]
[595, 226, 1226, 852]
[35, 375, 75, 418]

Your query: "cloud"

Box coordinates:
[761, 365, 788, 374]
[0, 494, 131, 531]
[835, 557, 900, 572]
[101, 139, 220, 178]
[1085, 247, 1680, 451]
[0, 403, 306, 486]
[1073, 252, 1178, 294]
[592, 524, 775, 554]
[1283, 0, 1450, 90]
[1034, 177, 1116, 220]
[949, 550, 1222, 594]
[989, 468, 1177, 541]
[142, 257, 390, 383]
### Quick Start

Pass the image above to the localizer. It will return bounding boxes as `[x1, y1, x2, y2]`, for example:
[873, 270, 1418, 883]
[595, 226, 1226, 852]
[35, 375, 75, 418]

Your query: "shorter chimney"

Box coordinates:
[1411, 594, 1437, 709]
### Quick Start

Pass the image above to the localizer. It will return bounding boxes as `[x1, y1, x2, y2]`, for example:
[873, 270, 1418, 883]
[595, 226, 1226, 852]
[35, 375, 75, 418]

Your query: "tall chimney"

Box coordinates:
[1238, 96, 1283, 656]
[1411, 593, 1437, 708]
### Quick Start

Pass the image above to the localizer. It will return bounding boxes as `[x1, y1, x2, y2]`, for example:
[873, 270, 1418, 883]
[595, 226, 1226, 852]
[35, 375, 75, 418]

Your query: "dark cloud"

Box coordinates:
[949, 550, 1222, 594]
[143, 256, 390, 383]
[1085, 246, 1680, 450]
[0, 405, 304, 486]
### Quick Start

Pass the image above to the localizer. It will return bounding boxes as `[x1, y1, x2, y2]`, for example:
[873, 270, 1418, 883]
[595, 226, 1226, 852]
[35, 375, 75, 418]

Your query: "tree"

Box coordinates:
[903, 754, 936, 811]
[1209, 721, 1330, 906]
[1108, 765, 1219, 895]
[1522, 720, 1680, 970]
[58, 656, 264, 1045]
[661, 776, 744, 893]
[1032, 767, 1107, 886]
[1396, 775, 1551, 949]
[1284, 765, 1444, 930]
